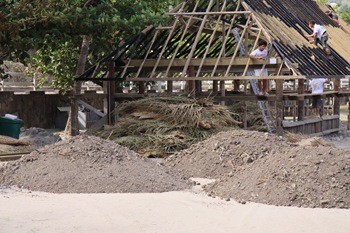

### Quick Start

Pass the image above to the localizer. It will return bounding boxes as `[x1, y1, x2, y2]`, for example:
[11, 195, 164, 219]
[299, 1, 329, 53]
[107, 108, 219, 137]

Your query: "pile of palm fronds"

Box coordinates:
[93, 96, 241, 157]
[227, 101, 276, 132]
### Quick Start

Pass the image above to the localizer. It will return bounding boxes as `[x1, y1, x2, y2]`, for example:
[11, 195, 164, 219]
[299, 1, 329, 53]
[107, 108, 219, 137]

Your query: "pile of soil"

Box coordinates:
[20, 127, 61, 147]
[0, 135, 190, 193]
[166, 130, 291, 178]
[166, 129, 350, 209]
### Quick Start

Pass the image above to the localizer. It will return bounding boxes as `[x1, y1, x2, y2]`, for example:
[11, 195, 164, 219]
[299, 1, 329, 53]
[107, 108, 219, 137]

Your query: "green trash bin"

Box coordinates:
[0, 117, 23, 139]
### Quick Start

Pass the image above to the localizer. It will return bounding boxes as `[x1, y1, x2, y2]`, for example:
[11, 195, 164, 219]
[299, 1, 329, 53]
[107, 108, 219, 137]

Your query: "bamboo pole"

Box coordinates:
[126, 75, 306, 82]
[196, 1, 228, 77]
[225, 14, 252, 76]
[181, 0, 215, 77]
[241, 28, 262, 76]
[150, 2, 186, 78]
[164, 1, 200, 77]
[211, 13, 241, 76]
[166, 11, 252, 16]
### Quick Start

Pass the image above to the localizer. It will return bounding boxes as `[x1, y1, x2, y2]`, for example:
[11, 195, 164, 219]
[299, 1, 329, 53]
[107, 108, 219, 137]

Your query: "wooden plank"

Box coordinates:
[127, 57, 282, 68]
[225, 14, 252, 76]
[77, 100, 105, 118]
[181, 0, 215, 77]
[165, 2, 200, 78]
[149, 3, 186, 78]
[166, 11, 252, 16]
[126, 75, 306, 82]
[196, 0, 228, 77]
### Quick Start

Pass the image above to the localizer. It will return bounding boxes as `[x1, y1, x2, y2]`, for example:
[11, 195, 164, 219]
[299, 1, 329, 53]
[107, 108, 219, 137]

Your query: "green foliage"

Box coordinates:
[340, 10, 350, 23]
[29, 38, 79, 92]
[315, 0, 327, 3]
[0, 0, 182, 92]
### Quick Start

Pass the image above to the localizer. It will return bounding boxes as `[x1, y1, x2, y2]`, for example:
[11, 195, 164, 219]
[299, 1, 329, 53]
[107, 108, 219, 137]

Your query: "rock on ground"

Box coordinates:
[0, 135, 190, 193]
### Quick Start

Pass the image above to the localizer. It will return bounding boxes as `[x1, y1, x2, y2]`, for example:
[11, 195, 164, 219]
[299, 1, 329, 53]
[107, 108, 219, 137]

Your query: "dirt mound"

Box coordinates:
[205, 146, 350, 209]
[166, 129, 350, 209]
[20, 127, 61, 147]
[0, 135, 190, 193]
[165, 130, 291, 178]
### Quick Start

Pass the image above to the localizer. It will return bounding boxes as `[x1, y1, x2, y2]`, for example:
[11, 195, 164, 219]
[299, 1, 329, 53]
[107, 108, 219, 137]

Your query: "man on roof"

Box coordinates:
[325, 9, 340, 26]
[307, 20, 333, 59]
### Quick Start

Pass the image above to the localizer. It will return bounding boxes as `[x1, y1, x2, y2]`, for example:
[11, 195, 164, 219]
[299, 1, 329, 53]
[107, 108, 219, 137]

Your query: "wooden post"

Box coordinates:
[195, 80, 202, 96]
[348, 97, 350, 130]
[276, 79, 284, 136]
[187, 66, 196, 97]
[139, 81, 145, 94]
[334, 78, 340, 116]
[167, 81, 173, 93]
[213, 80, 218, 93]
[243, 101, 247, 129]
[107, 61, 115, 125]
[103, 82, 108, 115]
[220, 80, 225, 105]
[297, 79, 304, 121]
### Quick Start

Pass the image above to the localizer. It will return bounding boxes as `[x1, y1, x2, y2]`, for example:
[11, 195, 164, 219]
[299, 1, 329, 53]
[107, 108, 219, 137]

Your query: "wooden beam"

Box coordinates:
[127, 57, 282, 68]
[196, 0, 228, 77]
[181, 0, 215, 77]
[166, 11, 252, 16]
[334, 79, 341, 115]
[126, 75, 306, 82]
[77, 100, 105, 118]
[165, 1, 200, 77]
[107, 61, 115, 125]
[297, 79, 305, 121]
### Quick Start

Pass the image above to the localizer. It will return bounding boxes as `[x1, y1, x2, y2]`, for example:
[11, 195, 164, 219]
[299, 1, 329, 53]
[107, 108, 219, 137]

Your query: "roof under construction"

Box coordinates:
[77, 0, 350, 82]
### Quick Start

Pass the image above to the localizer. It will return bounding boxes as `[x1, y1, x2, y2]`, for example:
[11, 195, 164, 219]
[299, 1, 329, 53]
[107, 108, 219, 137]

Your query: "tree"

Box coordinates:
[1, 0, 182, 134]
[1, 0, 182, 91]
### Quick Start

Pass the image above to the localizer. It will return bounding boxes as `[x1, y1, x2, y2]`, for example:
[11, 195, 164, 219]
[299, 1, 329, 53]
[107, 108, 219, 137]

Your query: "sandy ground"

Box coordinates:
[1, 178, 350, 233]
[1, 127, 350, 232]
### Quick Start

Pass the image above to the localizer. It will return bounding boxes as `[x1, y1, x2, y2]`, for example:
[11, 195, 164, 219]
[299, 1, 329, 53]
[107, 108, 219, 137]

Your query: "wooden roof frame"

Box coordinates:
[77, 0, 350, 82]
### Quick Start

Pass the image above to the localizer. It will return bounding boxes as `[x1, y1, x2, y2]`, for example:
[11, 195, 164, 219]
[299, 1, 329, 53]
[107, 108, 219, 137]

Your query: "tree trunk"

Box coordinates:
[64, 34, 91, 136]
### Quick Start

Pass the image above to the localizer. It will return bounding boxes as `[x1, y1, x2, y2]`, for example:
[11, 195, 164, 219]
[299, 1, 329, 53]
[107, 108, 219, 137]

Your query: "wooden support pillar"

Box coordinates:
[297, 79, 305, 121]
[167, 81, 173, 93]
[187, 66, 195, 97]
[243, 101, 248, 129]
[139, 81, 145, 94]
[276, 79, 284, 136]
[195, 81, 202, 96]
[213, 80, 218, 93]
[334, 78, 340, 116]
[348, 96, 350, 130]
[220, 80, 225, 105]
[107, 61, 115, 125]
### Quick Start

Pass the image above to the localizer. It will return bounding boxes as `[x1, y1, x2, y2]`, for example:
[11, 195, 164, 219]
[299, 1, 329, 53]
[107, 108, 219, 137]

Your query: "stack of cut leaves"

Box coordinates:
[227, 101, 275, 132]
[94, 96, 241, 157]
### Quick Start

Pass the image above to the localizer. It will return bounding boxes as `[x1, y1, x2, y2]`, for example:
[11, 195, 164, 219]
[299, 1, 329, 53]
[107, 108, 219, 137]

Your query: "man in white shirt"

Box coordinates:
[310, 78, 330, 117]
[307, 21, 332, 59]
[250, 40, 268, 95]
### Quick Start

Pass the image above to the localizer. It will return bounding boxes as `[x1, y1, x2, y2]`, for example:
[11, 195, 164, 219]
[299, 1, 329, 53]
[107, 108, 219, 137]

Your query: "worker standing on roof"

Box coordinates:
[249, 40, 269, 96]
[307, 20, 333, 59]
[325, 10, 340, 26]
